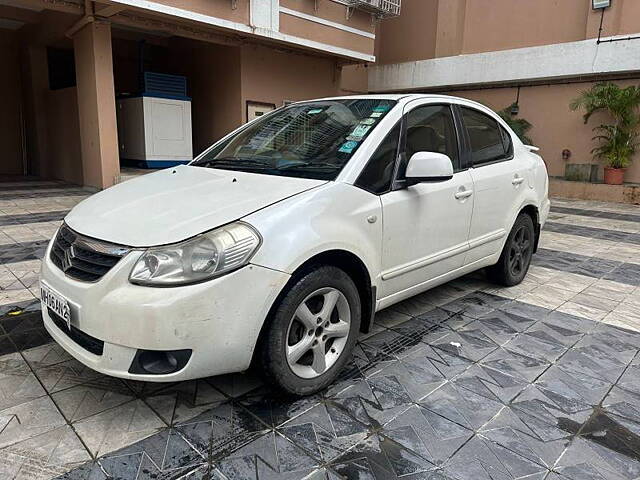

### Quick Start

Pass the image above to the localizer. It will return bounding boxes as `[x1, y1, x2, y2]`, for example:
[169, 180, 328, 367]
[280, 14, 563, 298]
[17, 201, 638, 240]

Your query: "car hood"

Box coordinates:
[65, 165, 325, 247]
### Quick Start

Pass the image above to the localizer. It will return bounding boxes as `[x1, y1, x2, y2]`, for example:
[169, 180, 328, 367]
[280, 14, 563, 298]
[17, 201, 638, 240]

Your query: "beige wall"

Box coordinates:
[279, 14, 374, 56]
[240, 43, 340, 119]
[0, 29, 24, 176]
[280, 0, 373, 33]
[377, 0, 640, 64]
[340, 64, 368, 94]
[375, 0, 437, 64]
[447, 79, 640, 184]
[168, 38, 243, 155]
[460, 0, 590, 55]
[45, 87, 83, 184]
[145, 0, 250, 26]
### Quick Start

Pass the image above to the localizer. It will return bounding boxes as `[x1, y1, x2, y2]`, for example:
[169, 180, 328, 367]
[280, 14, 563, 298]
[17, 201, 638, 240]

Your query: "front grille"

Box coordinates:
[48, 308, 105, 356]
[50, 224, 131, 282]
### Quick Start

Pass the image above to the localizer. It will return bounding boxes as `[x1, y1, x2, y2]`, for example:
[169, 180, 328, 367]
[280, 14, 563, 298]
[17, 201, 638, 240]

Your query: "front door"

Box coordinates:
[380, 102, 474, 299]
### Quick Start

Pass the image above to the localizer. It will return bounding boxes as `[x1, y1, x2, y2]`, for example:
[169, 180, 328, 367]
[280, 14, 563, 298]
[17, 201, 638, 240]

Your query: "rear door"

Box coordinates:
[459, 105, 529, 264]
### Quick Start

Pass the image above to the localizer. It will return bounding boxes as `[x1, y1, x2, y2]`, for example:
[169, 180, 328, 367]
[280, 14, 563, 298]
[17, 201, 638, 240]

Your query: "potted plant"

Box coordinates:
[498, 103, 533, 145]
[570, 82, 640, 185]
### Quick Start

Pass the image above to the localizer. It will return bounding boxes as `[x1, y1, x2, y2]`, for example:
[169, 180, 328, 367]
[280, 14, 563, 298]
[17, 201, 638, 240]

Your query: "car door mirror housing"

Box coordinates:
[405, 152, 454, 186]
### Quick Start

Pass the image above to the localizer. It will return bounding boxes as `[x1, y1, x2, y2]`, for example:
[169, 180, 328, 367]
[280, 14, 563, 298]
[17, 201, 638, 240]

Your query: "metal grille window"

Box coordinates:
[345, 0, 401, 18]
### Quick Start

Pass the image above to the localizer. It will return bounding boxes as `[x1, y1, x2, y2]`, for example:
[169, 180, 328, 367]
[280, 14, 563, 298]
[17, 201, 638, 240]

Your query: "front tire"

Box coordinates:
[486, 213, 535, 286]
[259, 266, 361, 396]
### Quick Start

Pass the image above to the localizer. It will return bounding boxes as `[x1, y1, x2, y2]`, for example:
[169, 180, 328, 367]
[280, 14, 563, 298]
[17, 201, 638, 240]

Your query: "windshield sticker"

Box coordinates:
[370, 112, 384, 118]
[361, 118, 376, 125]
[307, 108, 323, 115]
[339, 141, 359, 154]
[373, 105, 391, 113]
[349, 124, 371, 139]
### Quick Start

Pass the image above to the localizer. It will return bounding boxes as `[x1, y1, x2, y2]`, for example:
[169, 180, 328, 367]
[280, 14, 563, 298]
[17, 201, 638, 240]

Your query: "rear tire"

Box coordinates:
[486, 213, 535, 287]
[259, 266, 361, 396]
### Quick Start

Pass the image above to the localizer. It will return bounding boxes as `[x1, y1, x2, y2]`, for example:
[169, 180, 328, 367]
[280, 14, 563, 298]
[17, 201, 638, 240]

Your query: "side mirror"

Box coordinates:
[405, 152, 454, 186]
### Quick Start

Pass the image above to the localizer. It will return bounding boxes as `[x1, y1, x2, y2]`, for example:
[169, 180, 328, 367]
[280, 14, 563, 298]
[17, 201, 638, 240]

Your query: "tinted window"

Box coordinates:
[460, 107, 508, 166]
[399, 105, 458, 178]
[356, 123, 401, 194]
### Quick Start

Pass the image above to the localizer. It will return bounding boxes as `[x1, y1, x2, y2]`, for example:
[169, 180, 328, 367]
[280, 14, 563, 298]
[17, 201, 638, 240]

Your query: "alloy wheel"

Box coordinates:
[508, 225, 532, 277]
[285, 287, 351, 379]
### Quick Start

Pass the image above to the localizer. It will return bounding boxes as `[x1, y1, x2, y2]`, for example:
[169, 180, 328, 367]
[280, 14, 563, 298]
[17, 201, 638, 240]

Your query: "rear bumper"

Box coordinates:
[540, 196, 551, 227]
[40, 241, 290, 382]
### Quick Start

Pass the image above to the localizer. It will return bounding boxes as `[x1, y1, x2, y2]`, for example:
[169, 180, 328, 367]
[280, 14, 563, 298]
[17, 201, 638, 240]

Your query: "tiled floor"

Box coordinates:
[1, 179, 640, 479]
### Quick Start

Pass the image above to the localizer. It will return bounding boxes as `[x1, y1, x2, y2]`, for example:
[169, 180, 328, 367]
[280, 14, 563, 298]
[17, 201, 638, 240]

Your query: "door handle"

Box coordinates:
[454, 189, 473, 200]
[512, 175, 525, 185]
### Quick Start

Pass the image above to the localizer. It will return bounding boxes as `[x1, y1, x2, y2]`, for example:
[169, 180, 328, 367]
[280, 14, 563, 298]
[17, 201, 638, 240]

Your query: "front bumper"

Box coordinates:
[40, 242, 290, 381]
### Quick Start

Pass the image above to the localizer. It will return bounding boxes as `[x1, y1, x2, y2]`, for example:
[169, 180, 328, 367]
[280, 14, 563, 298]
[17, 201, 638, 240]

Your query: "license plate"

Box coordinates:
[41, 283, 71, 330]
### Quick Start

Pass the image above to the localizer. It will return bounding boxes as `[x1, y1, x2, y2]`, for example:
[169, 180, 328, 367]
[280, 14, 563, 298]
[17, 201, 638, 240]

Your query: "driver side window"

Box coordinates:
[399, 105, 458, 178]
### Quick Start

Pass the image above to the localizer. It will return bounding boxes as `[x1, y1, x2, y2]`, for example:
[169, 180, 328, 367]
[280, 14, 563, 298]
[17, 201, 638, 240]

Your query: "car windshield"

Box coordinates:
[192, 98, 397, 180]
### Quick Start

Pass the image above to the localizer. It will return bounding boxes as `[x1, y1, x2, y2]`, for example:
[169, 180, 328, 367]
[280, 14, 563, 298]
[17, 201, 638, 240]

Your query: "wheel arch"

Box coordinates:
[250, 249, 375, 368]
[279, 249, 375, 334]
[518, 203, 541, 253]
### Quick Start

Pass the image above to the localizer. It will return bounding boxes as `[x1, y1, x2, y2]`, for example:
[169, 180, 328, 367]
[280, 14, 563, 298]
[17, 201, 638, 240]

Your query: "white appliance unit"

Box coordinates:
[117, 72, 193, 169]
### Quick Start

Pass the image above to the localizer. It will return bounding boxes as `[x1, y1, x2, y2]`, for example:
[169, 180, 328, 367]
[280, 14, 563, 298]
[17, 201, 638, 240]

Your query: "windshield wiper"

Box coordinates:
[198, 157, 274, 169]
[278, 162, 341, 171]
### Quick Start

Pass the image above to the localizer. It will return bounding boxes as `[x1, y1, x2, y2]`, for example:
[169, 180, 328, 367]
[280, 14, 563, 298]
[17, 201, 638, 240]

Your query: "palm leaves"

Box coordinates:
[570, 82, 640, 169]
[497, 104, 533, 145]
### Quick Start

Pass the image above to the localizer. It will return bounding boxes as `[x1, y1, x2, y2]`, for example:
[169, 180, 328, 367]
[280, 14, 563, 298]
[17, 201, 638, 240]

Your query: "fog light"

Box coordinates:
[128, 349, 191, 375]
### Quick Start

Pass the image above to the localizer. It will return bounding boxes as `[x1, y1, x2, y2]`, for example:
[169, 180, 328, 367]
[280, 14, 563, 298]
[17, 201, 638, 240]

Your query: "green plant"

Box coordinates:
[498, 104, 533, 145]
[570, 82, 640, 169]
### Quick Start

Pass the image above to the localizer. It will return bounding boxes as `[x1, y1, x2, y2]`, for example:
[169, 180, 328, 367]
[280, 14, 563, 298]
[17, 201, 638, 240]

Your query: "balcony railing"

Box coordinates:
[345, 0, 401, 18]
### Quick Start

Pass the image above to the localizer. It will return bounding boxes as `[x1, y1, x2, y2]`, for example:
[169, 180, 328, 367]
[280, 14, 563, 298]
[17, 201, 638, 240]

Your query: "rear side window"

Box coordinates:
[356, 123, 401, 194]
[460, 107, 510, 166]
[500, 125, 514, 157]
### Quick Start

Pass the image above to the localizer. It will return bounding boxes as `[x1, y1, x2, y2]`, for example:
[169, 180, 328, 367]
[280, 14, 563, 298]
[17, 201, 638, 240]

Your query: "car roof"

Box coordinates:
[294, 93, 490, 111]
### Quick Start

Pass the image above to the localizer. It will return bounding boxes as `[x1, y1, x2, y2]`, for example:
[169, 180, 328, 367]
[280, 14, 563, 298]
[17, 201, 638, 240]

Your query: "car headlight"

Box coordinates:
[129, 222, 261, 286]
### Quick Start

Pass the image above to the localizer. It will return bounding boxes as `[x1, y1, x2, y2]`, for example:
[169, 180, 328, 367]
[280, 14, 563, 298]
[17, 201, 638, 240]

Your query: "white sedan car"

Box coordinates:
[39, 95, 549, 395]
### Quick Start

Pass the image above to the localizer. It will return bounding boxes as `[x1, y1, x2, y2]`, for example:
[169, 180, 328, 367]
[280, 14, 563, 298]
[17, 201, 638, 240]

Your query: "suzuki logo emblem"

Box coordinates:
[62, 244, 76, 272]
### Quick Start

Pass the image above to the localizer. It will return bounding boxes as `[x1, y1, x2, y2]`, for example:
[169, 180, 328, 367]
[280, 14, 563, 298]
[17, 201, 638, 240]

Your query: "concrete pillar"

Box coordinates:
[73, 20, 119, 189]
[21, 45, 51, 178]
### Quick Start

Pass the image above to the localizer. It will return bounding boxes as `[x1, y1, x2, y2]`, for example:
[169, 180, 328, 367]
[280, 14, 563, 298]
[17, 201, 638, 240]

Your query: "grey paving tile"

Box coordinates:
[0, 425, 90, 480]
[480, 347, 551, 384]
[0, 239, 49, 265]
[176, 401, 269, 461]
[554, 434, 640, 480]
[51, 378, 135, 423]
[442, 435, 548, 480]
[0, 349, 47, 410]
[72, 399, 165, 458]
[134, 378, 228, 426]
[550, 205, 640, 224]
[0, 210, 67, 227]
[277, 398, 370, 463]
[0, 396, 67, 450]
[479, 405, 571, 469]
[329, 433, 436, 478]
[96, 427, 206, 479]
[453, 364, 528, 404]
[215, 431, 319, 480]
[419, 382, 504, 431]
[32, 357, 106, 394]
[382, 404, 473, 466]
